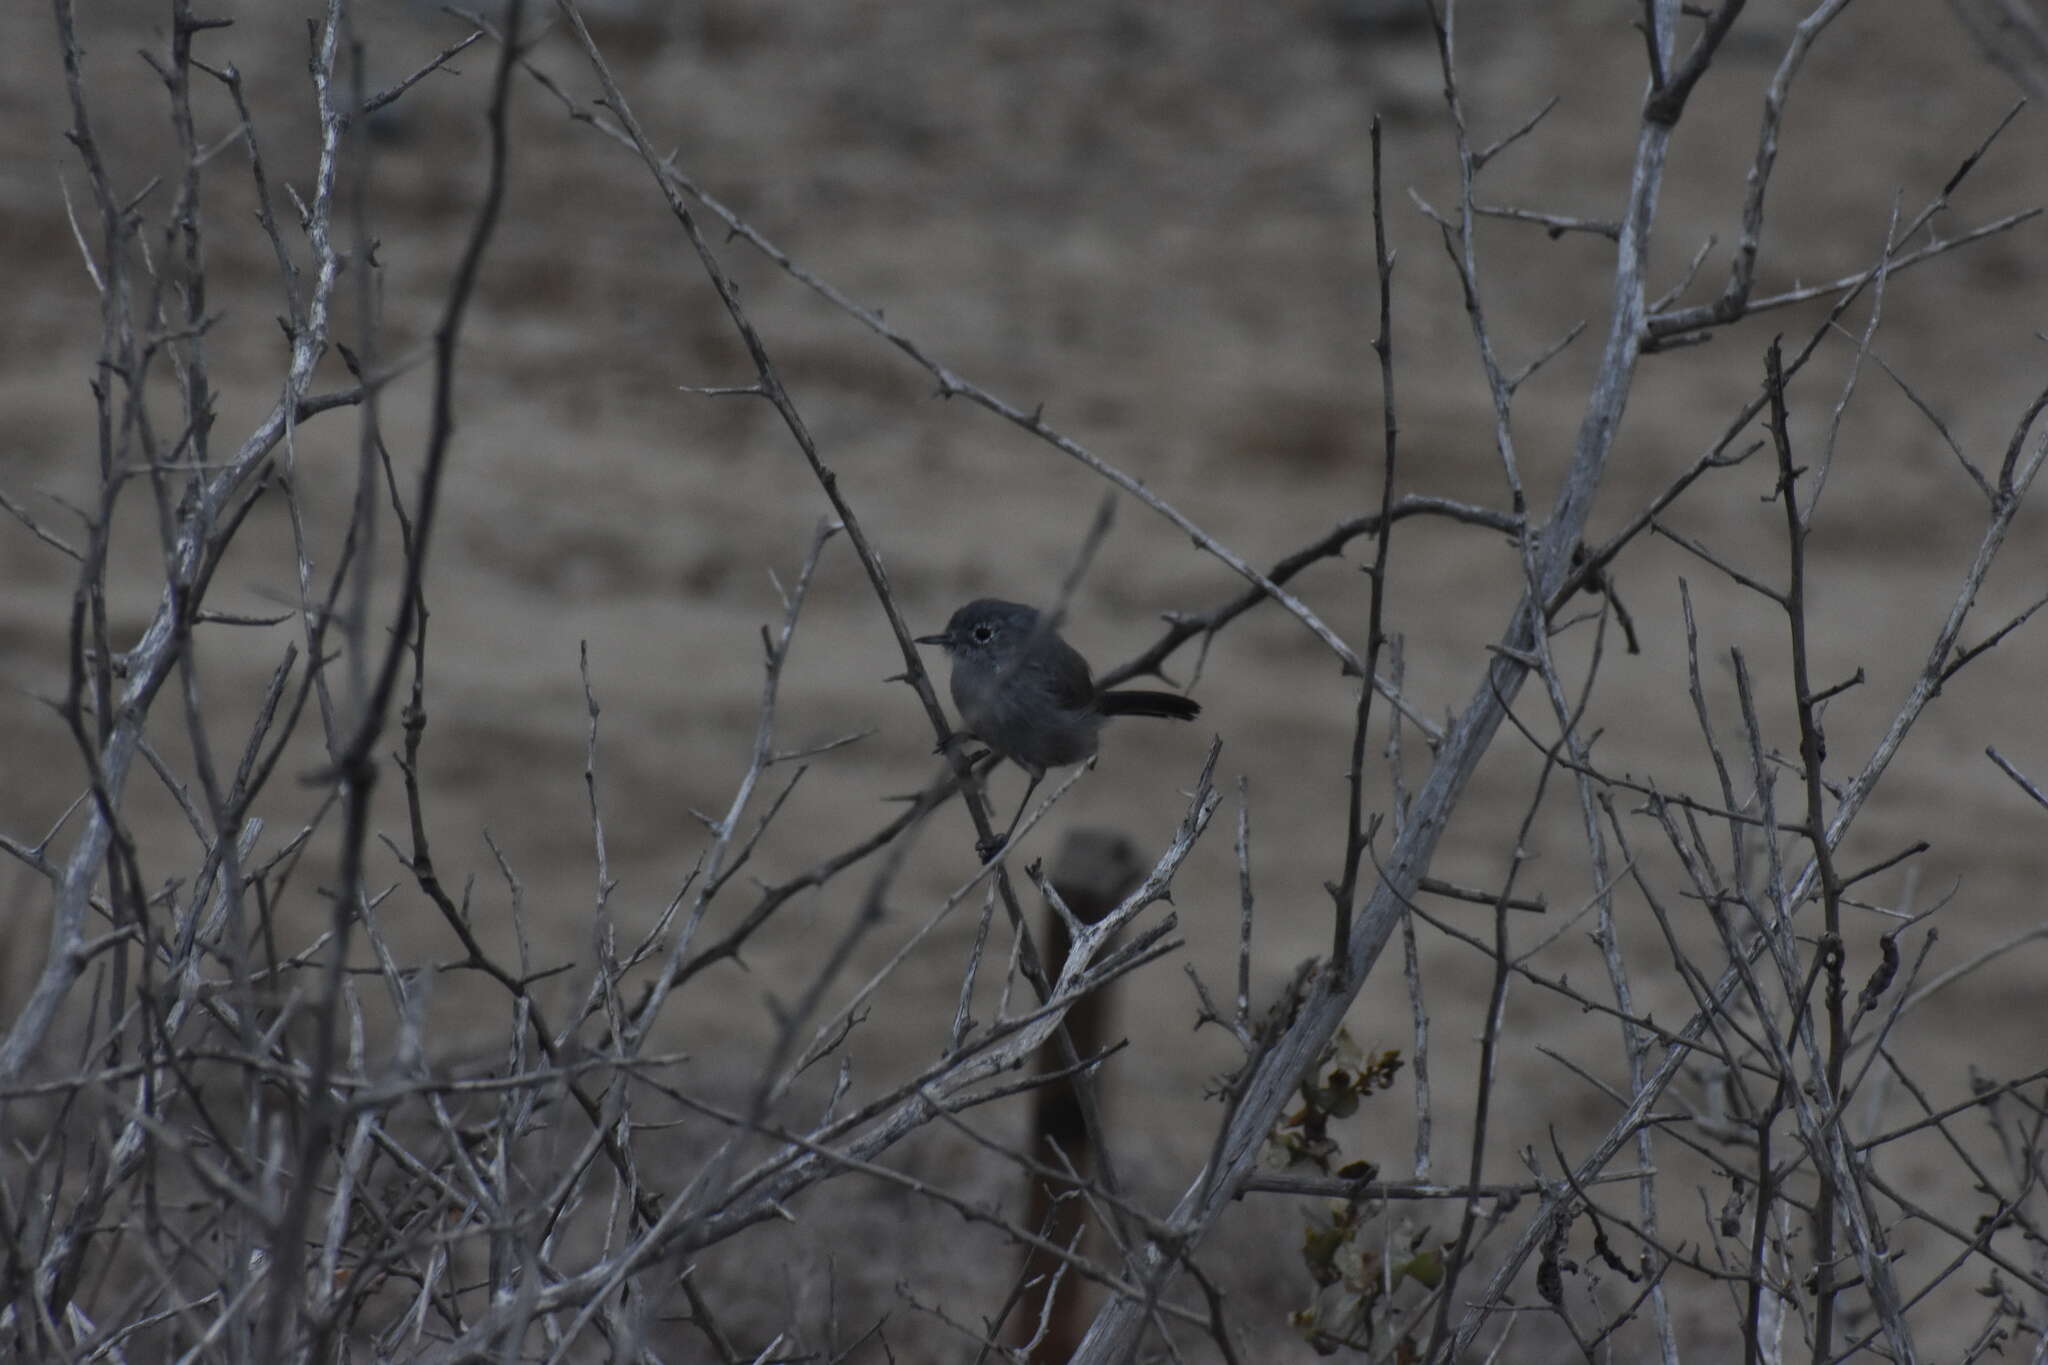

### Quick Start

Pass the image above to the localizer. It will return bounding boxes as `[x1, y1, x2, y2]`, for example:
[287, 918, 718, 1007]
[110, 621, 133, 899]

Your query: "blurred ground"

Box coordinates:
[4, 0, 2048, 1359]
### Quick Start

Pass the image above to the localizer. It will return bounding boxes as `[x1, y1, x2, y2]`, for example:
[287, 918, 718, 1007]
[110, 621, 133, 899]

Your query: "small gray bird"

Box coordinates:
[915, 600, 1200, 854]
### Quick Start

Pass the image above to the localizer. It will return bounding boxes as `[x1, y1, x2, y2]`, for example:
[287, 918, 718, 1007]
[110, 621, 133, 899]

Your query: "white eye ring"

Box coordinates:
[972, 624, 994, 644]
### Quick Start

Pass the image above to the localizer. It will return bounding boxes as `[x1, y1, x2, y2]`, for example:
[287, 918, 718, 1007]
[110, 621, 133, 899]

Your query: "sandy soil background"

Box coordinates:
[4, 1, 2048, 1359]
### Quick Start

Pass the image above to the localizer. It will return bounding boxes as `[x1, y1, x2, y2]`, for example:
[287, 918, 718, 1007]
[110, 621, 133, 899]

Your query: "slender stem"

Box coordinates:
[1764, 340, 1851, 1363]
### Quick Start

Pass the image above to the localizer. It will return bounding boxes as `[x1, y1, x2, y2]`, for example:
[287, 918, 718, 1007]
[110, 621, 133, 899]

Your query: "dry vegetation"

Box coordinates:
[5, 1, 2048, 1361]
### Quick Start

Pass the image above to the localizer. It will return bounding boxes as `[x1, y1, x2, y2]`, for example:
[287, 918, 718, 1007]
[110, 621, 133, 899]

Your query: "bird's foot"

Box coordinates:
[933, 731, 986, 762]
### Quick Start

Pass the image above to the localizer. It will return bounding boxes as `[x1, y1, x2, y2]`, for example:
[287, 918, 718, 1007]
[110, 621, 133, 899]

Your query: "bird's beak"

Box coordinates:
[913, 631, 949, 647]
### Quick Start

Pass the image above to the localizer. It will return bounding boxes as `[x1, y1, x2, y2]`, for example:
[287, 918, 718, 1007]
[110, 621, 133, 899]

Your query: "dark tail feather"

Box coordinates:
[1096, 689, 1201, 722]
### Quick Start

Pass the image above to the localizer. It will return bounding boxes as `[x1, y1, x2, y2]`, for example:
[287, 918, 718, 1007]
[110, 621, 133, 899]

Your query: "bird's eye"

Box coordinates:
[971, 624, 994, 644]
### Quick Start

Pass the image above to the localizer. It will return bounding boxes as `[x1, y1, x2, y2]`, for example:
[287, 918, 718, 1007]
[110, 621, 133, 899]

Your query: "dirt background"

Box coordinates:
[4, 1, 2048, 1359]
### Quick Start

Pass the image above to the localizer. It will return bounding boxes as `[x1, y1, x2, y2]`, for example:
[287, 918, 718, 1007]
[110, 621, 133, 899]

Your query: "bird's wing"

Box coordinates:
[1038, 634, 1099, 712]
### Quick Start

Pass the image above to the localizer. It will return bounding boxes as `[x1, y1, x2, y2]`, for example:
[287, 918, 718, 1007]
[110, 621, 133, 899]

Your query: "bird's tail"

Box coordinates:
[1096, 689, 1201, 722]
